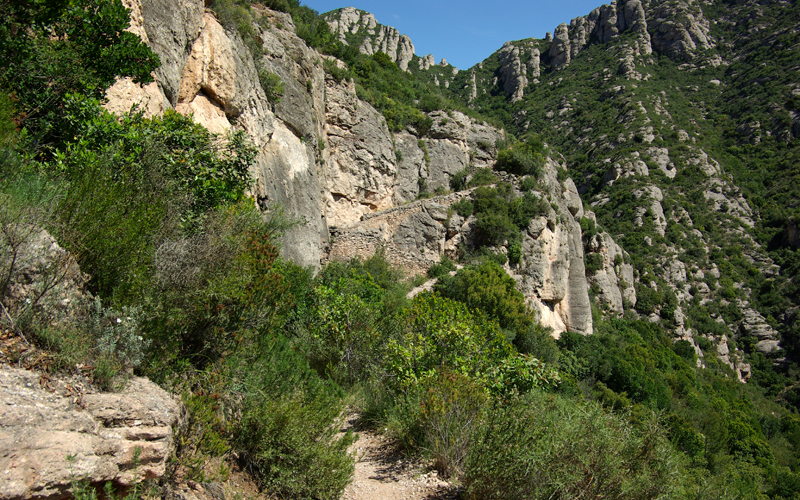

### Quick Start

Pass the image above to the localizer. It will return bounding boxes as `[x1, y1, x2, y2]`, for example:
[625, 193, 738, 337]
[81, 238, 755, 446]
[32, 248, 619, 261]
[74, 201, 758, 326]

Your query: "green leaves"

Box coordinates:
[0, 0, 159, 152]
[385, 293, 516, 390]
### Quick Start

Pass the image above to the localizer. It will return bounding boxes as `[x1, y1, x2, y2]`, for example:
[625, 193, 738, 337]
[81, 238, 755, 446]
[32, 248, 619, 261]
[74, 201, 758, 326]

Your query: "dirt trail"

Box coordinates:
[339, 413, 459, 500]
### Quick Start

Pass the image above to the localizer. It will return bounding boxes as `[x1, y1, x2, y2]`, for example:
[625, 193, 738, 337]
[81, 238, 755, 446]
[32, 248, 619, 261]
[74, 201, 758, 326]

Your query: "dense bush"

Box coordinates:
[53, 96, 255, 300]
[0, 0, 159, 152]
[464, 391, 683, 500]
[230, 335, 354, 500]
[435, 260, 533, 337]
[494, 135, 547, 178]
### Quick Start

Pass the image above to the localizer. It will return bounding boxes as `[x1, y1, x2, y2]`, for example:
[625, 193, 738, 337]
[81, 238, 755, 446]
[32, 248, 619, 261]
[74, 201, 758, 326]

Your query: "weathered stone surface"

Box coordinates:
[324, 74, 396, 227]
[1, 228, 88, 325]
[586, 232, 636, 314]
[549, 24, 571, 70]
[177, 13, 257, 125]
[530, 48, 541, 79]
[497, 42, 527, 101]
[650, 0, 714, 60]
[0, 368, 179, 500]
[324, 7, 415, 71]
[139, 0, 204, 105]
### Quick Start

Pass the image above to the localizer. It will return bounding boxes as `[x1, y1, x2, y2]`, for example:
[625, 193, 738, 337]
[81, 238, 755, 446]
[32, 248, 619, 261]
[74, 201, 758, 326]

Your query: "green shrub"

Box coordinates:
[419, 370, 488, 478]
[507, 241, 521, 265]
[231, 335, 354, 500]
[0, 0, 159, 151]
[494, 136, 546, 178]
[520, 175, 538, 191]
[259, 68, 285, 103]
[450, 168, 468, 191]
[435, 260, 533, 335]
[384, 293, 512, 390]
[323, 58, 351, 83]
[514, 323, 560, 364]
[54, 98, 256, 300]
[428, 255, 457, 278]
[585, 252, 605, 274]
[467, 167, 498, 187]
[465, 391, 683, 500]
[452, 198, 474, 218]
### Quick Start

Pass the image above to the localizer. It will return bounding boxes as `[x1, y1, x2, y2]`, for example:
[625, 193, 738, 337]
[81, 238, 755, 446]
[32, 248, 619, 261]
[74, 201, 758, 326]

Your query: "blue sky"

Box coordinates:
[302, 0, 607, 69]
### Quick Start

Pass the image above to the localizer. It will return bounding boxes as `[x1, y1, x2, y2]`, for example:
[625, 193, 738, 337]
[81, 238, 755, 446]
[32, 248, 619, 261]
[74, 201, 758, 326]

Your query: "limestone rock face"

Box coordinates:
[650, 0, 714, 60]
[324, 7, 415, 71]
[177, 12, 257, 131]
[326, 193, 470, 277]
[549, 24, 571, 70]
[586, 232, 637, 314]
[497, 42, 528, 101]
[737, 300, 782, 355]
[321, 85, 504, 226]
[323, 74, 397, 227]
[418, 54, 435, 71]
[106, 4, 330, 268]
[0, 368, 179, 500]
[138, 0, 204, 104]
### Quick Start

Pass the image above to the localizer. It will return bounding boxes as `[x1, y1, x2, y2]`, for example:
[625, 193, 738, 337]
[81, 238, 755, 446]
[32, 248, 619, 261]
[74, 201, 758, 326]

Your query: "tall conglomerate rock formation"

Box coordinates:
[323, 7, 415, 71]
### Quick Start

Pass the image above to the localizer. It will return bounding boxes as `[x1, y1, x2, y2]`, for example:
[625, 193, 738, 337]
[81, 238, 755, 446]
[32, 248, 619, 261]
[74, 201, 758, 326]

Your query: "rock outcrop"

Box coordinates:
[0, 367, 180, 500]
[497, 42, 528, 101]
[106, 0, 329, 268]
[322, 89, 504, 227]
[549, 24, 571, 70]
[650, 0, 714, 60]
[323, 7, 415, 71]
[325, 156, 632, 337]
[323, 72, 397, 227]
[0, 228, 88, 326]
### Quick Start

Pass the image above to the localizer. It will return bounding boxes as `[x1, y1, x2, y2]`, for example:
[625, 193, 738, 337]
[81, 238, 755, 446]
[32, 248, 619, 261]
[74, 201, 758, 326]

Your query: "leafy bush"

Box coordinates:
[419, 370, 488, 478]
[427, 255, 457, 278]
[231, 335, 354, 500]
[0, 0, 159, 151]
[450, 168, 468, 191]
[465, 391, 683, 500]
[494, 136, 546, 178]
[585, 252, 605, 274]
[385, 293, 513, 390]
[466, 167, 498, 188]
[54, 97, 255, 300]
[514, 323, 560, 364]
[259, 68, 285, 103]
[452, 198, 474, 218]
[435, 260, 533, 336]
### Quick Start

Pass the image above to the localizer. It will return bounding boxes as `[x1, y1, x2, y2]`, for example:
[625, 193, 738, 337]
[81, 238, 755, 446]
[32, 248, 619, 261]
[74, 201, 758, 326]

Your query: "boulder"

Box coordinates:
[0, 368, 179, 500]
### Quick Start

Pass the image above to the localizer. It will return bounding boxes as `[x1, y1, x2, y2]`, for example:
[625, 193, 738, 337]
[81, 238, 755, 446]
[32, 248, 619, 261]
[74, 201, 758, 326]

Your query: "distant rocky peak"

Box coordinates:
[323, 7, 415, 71]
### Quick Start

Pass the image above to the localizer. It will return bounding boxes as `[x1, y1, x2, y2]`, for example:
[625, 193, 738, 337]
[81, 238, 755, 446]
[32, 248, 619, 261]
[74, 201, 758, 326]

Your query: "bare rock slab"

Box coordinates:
[0, 367, 179, 500]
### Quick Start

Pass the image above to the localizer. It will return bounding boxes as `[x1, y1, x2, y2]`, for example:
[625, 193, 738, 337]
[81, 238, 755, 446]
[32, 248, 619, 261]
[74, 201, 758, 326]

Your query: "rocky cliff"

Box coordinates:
[108, 0, 329, 268]
[436, 0, 800, 379]
[323, 7, 415, 71]
[105, 0, 793, 354]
